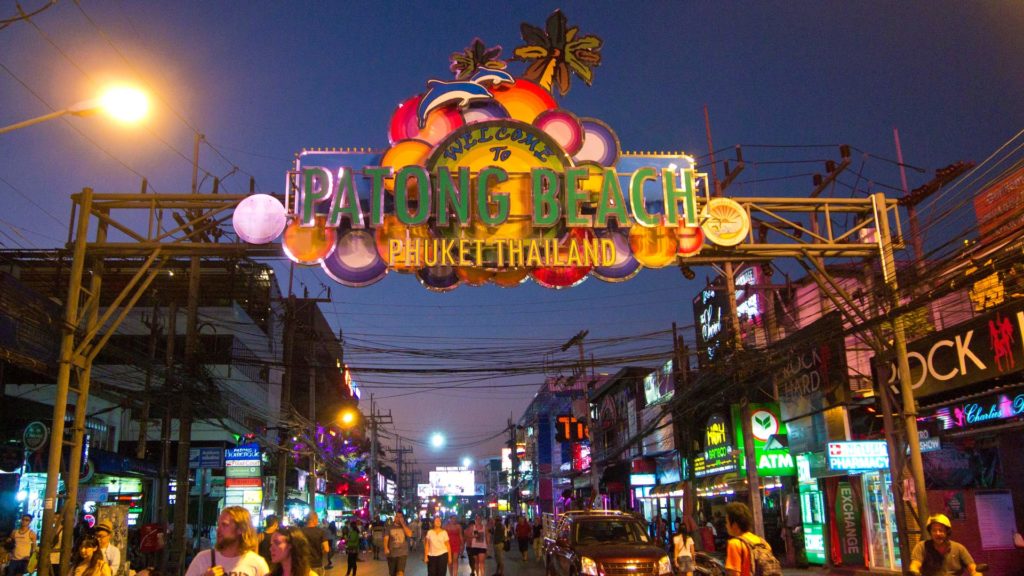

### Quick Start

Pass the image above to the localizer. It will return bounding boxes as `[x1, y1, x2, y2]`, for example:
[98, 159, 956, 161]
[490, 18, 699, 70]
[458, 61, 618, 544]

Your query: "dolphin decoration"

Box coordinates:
[417, 80, 494, 128]
[470, 68, 515, 86]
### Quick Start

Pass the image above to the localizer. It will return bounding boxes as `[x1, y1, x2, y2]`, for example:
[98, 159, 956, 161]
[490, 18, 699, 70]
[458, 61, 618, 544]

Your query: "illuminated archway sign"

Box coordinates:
[233, 17, 750, 290]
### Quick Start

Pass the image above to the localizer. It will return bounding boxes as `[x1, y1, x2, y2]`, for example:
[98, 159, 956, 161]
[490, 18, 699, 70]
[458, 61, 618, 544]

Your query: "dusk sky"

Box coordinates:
[2, 1, 1022, 470]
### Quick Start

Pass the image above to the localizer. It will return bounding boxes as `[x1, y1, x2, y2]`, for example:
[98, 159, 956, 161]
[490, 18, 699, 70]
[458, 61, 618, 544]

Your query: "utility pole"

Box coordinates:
[276, 290, 296, 519]
[705, 106, 764, 535]
[366, 397, 391, 520]
[137, 297, 161, 461]
[394, 441, 414, 513]
[872, 192, 931, 534]
[157, 302, 176, 572]
[508, 416, 520, 514]
[561, 330, 598, 502]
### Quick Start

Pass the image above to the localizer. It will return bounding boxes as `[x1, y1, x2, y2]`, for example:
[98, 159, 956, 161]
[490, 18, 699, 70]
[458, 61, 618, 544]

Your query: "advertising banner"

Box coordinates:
[835, 481, 864, 566]
[876, 302, 1024, 401]
[774, 313, 849, 422]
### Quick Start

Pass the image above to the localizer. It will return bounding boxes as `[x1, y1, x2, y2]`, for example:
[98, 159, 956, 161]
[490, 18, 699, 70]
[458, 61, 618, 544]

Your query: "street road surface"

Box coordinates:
[323, 549, 544, 576]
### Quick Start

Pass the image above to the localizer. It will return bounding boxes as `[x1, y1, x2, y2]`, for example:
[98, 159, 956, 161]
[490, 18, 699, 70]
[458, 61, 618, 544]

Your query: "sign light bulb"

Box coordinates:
[99, 86, 150, 124]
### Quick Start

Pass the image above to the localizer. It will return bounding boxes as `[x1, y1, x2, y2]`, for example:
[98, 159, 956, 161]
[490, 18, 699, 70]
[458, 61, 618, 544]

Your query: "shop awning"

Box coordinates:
[649, 481, 686, 496]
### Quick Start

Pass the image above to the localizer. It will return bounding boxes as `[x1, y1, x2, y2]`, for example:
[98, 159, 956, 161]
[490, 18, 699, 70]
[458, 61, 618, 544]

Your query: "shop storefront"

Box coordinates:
[877, 300, 1024, 574]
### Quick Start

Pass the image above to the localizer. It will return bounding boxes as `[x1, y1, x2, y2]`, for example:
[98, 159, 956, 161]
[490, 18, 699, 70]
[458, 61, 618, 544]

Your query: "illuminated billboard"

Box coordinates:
[428, 467, 476, 496]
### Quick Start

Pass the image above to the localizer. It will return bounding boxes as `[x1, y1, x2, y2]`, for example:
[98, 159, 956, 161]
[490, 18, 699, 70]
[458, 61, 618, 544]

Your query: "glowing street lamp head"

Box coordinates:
[461, 457, 472, 468]
[430, 433, 445, 448]
[97, 86, 150, 124]
[339, 409, 357, 427]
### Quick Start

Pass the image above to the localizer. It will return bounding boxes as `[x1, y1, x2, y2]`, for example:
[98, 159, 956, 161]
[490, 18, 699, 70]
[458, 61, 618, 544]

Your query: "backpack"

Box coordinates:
[735, 536, 783, 576]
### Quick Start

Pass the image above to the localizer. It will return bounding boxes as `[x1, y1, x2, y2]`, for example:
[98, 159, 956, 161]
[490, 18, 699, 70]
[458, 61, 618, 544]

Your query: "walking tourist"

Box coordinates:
[300, 512, 330, 576]
[383, 512, 412, 576]
[94, 521, 121, 576]
[183, 506, 270, 576]
[268, 526, 312, 576]
[490, 517, 506, 576]
[424, 518, 450, 576]
[673, 524, 696, 576]
[69, 536, 111, 576]
[344, 520, 361, 576]
[514, 517, 531, 562]
[257, 515, 279, 568]
[466, 517, 488, 576]
[444, 517, 462, 576]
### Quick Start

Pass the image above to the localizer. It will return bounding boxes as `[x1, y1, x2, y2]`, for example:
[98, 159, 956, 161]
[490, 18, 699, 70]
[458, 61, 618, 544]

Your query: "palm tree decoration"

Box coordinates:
[450, 38, 507, 80]
[514, 10, 602, 96]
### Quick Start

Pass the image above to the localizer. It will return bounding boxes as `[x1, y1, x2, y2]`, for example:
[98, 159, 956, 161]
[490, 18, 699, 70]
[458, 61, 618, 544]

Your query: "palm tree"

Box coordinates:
[513, 10, 602, 96]
[450, 38, 507, 80]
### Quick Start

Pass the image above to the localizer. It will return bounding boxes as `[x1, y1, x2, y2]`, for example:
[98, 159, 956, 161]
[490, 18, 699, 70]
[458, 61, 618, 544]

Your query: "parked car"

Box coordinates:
[544, 510, 673, 576]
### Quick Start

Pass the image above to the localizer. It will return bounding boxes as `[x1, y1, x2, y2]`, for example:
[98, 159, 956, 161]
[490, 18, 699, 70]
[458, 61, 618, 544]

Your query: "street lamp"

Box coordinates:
[430, 432, 445, 449]
[339, 408, 358, 427]
[461, 457, 472, 468]
[0, 85, 150, 135]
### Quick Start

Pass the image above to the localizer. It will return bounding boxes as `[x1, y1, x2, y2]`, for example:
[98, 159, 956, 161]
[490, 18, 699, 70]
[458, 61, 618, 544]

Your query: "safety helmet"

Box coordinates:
[926, 514, 952, 531]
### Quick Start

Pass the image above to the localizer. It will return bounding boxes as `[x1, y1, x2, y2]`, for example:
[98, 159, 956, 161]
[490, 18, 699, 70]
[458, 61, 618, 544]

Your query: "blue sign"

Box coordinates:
[189, 447, 225, 469]
[225, 443, 261, 462]
[827, 441, 889, 471]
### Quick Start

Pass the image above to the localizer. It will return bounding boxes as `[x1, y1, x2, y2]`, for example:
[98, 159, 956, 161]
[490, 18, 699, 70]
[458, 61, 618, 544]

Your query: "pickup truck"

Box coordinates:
[543, 510, 673, 576]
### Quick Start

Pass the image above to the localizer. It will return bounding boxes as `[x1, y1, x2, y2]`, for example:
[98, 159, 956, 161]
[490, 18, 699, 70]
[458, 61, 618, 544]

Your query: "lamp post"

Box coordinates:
[0, 86, 149, 135]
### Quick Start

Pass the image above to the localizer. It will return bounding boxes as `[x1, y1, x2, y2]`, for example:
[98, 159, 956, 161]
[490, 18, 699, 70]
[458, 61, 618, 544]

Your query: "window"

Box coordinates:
[573, 520, 649, 545]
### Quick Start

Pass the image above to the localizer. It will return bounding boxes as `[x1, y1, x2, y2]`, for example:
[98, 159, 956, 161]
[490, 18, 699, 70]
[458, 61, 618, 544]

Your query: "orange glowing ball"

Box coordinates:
[491, 268, 530, 288]
[283, 215, 337, 265]
[530, 228, 594, 289]
[456, 267, 493, 286]
[381, 139, 432, 196]
[488, 79, 556, 124]
[676, 224, 705, 256]
[628, 224, 679, 269]
[374, 214, 433, 273]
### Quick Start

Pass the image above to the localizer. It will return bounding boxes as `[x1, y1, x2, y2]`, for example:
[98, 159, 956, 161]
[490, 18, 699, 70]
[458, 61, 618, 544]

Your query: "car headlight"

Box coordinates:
[657, 555, 673, 575]
[580, 556, 599, 576]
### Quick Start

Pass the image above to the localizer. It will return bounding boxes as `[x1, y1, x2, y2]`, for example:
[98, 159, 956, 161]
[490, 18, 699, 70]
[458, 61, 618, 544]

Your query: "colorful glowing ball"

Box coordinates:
[488, 79, 556, 124]
[233, 194, 287, 244]
[417, 266, 460, 292]
[676, 224, 705, 256]
[592, 227, 642, 282]
[321, 229, 388, 287]
[456, 267, 492, 286]
[534, 109, 584, 156]
[374, 214, 433, 273]
[491, 267, 531, 288]
[628, 224, 678, 269]
[461, 100, 511, 124]
[574, 118, 621, 166]
[380, 139, 432, 195]
[530, 228, 593, 289]
[283, 215, 337, 265]
[388, 93, 464, 146]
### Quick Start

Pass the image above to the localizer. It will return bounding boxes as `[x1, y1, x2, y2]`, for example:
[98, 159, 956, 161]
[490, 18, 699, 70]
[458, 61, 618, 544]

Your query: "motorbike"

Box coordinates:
[693, 552, 725, 576]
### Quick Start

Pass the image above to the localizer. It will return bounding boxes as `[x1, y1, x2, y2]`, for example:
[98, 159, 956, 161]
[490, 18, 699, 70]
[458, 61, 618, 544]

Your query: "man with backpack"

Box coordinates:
[723, 503, 782, 576]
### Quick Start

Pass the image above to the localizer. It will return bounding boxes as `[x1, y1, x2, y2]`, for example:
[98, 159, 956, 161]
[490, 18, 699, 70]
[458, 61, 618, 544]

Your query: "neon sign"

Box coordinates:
[928, 392, 1024, 430]
[231, 11, 751, 290]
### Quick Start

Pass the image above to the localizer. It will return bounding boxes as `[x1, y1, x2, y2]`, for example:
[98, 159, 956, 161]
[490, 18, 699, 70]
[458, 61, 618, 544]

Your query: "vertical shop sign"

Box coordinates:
[836, 481, 864, 566]
[774, 313, 848, 422]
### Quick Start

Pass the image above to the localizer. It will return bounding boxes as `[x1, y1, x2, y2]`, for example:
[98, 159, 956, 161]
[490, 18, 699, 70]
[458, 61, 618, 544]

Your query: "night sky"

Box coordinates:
[2, 1, 1022, 470]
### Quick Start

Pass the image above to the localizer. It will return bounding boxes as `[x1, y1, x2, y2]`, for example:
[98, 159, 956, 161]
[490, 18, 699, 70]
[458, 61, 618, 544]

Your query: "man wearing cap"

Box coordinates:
[95, 520, 122, 576]
[909, 514, 978, 576]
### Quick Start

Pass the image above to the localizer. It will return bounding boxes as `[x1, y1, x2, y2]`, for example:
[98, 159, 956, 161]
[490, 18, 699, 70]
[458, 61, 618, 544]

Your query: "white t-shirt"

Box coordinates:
[100, 543, 121, 575]
[673, 534, 694, 559]
[184, 549, 270, 576]
[424, 529, 450, 557]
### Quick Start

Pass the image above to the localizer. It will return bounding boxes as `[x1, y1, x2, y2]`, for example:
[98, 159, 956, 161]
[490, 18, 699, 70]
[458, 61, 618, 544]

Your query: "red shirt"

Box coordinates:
[516, 522, 532, 539]
[445, 524, 463, 551]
